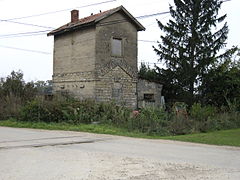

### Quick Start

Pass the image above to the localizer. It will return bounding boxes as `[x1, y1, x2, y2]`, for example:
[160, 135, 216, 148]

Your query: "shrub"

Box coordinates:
[18, 97, 131, 126]
[190, 103, 217, 132]
[168, 114, 194, 135]
[131, 107, 170, 135]
[17, 95, 240, 136]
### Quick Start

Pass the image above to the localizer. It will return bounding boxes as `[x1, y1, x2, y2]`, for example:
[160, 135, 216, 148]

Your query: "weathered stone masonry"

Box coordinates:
[48, 6, 162, 109]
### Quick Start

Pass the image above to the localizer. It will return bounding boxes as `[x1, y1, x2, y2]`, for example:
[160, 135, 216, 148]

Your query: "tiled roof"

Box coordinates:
[47, 6, 145, 36]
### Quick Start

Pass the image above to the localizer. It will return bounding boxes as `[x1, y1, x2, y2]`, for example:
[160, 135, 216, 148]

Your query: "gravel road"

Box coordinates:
[0, 127, 239, 179]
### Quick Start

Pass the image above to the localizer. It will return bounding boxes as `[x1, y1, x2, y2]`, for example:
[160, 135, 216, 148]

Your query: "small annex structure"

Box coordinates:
[48, 6, 162, 109]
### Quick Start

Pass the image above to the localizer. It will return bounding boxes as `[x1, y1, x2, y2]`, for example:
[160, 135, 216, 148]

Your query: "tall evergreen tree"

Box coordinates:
[153, 0, 229, 105]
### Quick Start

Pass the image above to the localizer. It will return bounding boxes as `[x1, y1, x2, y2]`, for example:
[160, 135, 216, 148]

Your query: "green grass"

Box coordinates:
[162, 129, 240, 147]
[0, 119, 150, 138]
[0, 119, 240, 147]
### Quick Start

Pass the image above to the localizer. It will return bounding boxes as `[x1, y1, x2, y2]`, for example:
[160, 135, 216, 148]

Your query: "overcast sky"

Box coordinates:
[0, 0, 239, 81]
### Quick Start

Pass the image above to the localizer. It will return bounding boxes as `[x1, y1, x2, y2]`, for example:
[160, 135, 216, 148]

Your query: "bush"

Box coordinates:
[168, 115, 194, 135]
[190, 103, 217, 132]
[0, 71, 37, 120]
[19, 99, 67, 123]
[131, 107, 170, 135]
[18, 97, 131, 126]
[16, 96, 240, 136]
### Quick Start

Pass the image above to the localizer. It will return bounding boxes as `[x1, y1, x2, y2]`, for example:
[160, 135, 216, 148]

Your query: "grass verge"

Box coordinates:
[0, 119, 239, 147]
[0, 119, 150, 138]
[162, 129, 240, 147]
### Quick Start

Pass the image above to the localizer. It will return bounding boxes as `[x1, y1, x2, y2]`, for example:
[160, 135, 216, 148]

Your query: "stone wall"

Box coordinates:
[52, 27, 96, 98]
[52, 11, 141, 109]
[95, 12, 138, 72]
[53, 27, 96, 74]
[95, 66, 137, 109]
[137, 79, 163, 108]
[52, 71, 96, 99]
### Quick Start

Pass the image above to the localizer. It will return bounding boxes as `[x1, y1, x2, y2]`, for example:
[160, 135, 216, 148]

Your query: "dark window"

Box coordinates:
[144, 94, 155, 102]
[112, 38, 122, 56]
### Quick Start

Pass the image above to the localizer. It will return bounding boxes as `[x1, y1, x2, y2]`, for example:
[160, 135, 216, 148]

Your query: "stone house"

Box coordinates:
[137, 78, 163, 108]
[48, 6, 162, 109]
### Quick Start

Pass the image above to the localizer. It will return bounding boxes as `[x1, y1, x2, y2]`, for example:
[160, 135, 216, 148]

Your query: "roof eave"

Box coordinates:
[47, 6, 146, 36]
[47, 21, 95, 36]
[95, 6, 145, 31]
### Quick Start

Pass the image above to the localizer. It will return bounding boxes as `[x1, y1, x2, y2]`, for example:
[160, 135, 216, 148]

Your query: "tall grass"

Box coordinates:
[14, 97, 240, 136]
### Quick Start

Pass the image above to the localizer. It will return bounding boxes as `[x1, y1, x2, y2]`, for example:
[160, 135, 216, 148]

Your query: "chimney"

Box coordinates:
[71, 10, 79, 23]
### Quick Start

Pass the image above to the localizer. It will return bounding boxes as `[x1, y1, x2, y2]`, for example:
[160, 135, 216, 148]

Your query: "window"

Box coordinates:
[112, 38, 122, 56]
[144, 93, 155, 102]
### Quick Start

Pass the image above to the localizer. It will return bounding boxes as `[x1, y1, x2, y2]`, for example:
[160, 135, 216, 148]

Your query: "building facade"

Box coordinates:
[48, 6, 162, 109]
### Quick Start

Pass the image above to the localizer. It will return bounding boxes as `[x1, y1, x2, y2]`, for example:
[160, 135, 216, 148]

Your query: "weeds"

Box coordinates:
[9, 97, 239, 136]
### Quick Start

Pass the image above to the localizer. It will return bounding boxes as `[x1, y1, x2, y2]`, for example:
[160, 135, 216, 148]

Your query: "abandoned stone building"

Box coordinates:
[48, 6, 162, 109]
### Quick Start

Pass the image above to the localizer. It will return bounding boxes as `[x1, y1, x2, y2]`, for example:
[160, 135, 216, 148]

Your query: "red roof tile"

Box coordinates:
[47, 6, 145, 36]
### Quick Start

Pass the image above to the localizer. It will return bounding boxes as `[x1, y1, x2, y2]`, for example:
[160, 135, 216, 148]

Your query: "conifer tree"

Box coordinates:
[154, 0, 229, 105]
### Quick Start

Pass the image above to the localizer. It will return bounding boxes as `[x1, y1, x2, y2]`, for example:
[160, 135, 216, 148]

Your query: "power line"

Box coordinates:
[0, 33, 47, 39]
[1, 10, 170, 30]
[0, 36, 157, 55]
[139, 40, 158, 43]
[0, 0, 117, 29]
[0, 30, 49, 38]
[97, 11, 170, 27]
[0, 45, 51, 55]
[0, 19, 54, 29]
[0, 0, 232, 38]
[0, 10, 171, 38]
[137, 11, 170, 19]
[3, 0, 231, 22]
[4, 0, 117, 21]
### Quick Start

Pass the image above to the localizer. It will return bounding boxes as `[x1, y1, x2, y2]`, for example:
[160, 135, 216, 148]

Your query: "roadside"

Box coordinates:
[0, 119, 240, 147]
[0, 126, 240, 180]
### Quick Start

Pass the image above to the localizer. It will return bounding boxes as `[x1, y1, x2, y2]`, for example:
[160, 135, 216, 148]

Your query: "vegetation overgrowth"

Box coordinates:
[0, 70, 240, 148]
[1, 0, 239, 146]
[0, 71, 239, 136]
[0, 70, 240, 136]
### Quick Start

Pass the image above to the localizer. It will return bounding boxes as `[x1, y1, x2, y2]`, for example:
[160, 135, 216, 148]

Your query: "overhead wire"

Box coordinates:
[0, 0, 117, 30]
[0, 0, 232, 53]
[0, 19, 54, 29]
[0, 30, 49, 39]
[4, 0, 117, 21]
[1, 0, 231, 29]
[0, 45, 51, 55]
[0, 10, 171, 38]
[0, 10, 166, 53]
[0, 33, 47, 39]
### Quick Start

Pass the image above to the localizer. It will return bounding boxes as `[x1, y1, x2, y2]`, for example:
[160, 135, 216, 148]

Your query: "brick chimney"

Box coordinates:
[71, 10, 79, 23]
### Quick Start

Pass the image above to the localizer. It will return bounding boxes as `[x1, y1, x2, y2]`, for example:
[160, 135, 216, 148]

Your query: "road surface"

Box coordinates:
[0, 126, 240, 179]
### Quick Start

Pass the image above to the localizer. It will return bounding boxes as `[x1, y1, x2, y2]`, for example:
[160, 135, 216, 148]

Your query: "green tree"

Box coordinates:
[2, 70, 24, 97]
[0, 71, 37, 119]
[138, 63, 158, 81]
[34, 80, 52, 95]
[200, 49, 240, 109]
[138, 64, 182, 104]
[153, 0, 230, 105]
